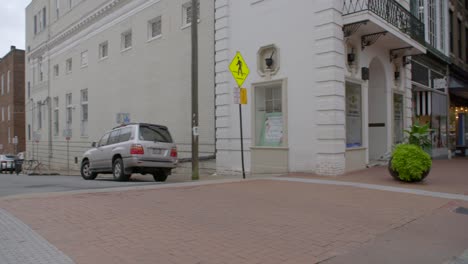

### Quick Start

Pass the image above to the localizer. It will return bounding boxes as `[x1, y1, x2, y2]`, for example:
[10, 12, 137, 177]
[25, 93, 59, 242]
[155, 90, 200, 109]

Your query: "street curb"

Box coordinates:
[0, 178, 261, 201]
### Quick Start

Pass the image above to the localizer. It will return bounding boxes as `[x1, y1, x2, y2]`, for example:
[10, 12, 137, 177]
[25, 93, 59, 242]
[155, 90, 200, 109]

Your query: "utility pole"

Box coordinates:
[191, 0, 199, 180]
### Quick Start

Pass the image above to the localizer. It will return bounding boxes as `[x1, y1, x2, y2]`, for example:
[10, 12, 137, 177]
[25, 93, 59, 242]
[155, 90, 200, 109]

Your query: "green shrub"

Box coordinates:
[391, 144, 432, 182]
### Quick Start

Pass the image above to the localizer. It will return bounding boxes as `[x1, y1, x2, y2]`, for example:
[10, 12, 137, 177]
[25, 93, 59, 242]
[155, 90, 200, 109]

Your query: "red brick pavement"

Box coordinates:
[0, 180, 454, 264]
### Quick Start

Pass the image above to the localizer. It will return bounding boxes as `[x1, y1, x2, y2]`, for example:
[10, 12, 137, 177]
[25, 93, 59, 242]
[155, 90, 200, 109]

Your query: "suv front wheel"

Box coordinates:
[81, 160, 98, 180]
[113, 158, 130, 181]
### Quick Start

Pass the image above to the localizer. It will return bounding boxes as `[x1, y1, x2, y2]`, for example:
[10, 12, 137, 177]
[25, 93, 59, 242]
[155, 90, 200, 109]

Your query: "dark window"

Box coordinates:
[34, 15, 37, 34]
[27, 82, 30, 99]
[458, 19, 462, 58]
[466, 27, 468, 63]
[98, 133, 110, 147]
[449, 10, 453, 53]
[118, 127, 132, 142]
[43, 7, 46, 28]
[108, 130, 121, 145]
[139, 125, 172, 143]
[412, 61, 429, 86]
[28, 125, 31, 140]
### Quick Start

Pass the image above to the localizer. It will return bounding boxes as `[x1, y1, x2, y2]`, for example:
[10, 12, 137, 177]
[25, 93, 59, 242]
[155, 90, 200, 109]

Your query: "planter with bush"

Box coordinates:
[388, 123, 432, 182]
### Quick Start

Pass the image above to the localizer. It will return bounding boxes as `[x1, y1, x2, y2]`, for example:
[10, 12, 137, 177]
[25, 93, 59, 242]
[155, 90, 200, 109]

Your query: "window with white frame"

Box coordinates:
[54, 64, 59, 77]
[439, 0, 446, 51]
[7, 70, 10, 93]
[428, 0, 437, 47]
[81, 50, 88, 67]
[56, 0, 60, 18]
[66, 93, 73, 128]
[37, 101, 42, 129]
[346, 82, 363, 148]
[66, 58, 72, 73]
[53, 97, 59, 136]
[121, 30, 132, 50]
[1, 74, 4, 95]
[38, 57, 43, 81]
[80, 89, 88, 136]
[182, 1, 200, 27]
[8, 127, 10, 144]
[1, 107, 4, 121]
[69, 0, 73, 10]
[254, 83, 284, 147]
[148, 16, 162, 40]
[7, 105, 10, 121]
[99, 41, 108, 59]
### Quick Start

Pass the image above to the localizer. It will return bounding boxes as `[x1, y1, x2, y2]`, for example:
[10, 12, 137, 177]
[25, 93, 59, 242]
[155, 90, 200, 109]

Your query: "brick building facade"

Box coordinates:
[0, 46, 25, 155]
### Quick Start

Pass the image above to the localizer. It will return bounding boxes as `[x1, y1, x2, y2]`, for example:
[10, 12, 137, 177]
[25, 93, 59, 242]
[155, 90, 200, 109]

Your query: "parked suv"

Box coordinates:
[81, 123, 178, 182]
[0, 154, 16, 173]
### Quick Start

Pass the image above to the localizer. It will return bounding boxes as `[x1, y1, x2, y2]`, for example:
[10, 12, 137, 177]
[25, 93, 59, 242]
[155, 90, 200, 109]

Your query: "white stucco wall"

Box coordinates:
[26, 0, 216, 171]
[215, 0, 346, 175]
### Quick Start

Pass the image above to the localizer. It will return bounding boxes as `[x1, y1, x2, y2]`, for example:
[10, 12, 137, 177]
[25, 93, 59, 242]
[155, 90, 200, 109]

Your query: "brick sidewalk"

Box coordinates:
[286, 159, 468, 195]
[0, 179, 457, 264]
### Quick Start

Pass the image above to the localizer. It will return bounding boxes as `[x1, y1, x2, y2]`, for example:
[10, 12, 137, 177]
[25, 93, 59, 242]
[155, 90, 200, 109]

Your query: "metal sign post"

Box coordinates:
[229, 52, 250, 179]
[63, 129, 72, 176]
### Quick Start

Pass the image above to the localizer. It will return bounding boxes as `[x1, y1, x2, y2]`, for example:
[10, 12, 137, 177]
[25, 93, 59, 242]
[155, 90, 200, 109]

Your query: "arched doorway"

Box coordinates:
[368, 58, 388, 161]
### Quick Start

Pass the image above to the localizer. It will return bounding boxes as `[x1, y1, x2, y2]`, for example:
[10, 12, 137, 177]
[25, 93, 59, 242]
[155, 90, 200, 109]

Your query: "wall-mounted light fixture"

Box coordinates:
[265, 50, 275, 69]
[361, 67, 369, 80]
[394, 70, 400, 80]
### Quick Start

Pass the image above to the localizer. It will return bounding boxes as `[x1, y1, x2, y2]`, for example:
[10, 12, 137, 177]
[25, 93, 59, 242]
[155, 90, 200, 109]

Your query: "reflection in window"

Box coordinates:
[255, 84, 283, 147]
[346, 83, 362, 148]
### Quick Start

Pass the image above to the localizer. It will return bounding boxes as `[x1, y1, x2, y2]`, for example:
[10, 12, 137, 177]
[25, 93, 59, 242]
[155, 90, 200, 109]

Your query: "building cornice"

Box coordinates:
[29, 0, 128, 59]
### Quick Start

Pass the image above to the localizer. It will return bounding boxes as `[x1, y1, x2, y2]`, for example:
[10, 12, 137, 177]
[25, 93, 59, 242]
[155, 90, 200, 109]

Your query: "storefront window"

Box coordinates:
[393, 93, 404, 144]
[346, 83, 362, 148]
[431, 93, 448, 152]
[255, 83, 284, 147]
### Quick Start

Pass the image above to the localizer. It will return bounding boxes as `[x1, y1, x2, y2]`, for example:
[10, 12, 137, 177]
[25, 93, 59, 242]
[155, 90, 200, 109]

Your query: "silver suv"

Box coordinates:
[81, 123, 178, 182]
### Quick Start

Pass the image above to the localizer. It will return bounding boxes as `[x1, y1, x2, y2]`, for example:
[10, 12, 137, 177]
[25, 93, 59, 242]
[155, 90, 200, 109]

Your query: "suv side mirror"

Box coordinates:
[92, 142, 97, 148]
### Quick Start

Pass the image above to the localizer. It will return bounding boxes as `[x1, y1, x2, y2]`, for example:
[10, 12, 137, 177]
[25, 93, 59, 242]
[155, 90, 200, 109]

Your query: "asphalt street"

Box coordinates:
[0, 173, 159, 198]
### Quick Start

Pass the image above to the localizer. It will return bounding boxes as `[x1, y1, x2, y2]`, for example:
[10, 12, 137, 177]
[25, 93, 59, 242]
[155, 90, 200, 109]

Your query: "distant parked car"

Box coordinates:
[80, 123, 178, 182]
[0, 154, 16, 173]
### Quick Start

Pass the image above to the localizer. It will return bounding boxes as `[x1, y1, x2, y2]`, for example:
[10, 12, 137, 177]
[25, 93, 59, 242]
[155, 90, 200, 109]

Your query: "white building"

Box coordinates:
[25, 0, 215, 171]
[215, 0, 427, 175]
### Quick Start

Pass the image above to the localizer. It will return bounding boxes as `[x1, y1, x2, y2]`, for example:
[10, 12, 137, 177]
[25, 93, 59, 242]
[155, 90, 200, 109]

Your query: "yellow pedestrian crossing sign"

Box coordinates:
[229, 51, 250, 87]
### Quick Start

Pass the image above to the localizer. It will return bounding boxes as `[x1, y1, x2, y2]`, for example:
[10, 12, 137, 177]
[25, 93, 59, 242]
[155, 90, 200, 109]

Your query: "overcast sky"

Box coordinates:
[0, 0, 31, 57]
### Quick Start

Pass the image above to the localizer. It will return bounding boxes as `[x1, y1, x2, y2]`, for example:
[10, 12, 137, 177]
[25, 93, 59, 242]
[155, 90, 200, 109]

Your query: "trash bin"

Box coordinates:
[15, 159, 23, 175]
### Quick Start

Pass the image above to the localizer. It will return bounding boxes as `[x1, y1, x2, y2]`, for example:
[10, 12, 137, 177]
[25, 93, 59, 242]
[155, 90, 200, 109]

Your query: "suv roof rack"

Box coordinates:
[112, 123, 168, 130]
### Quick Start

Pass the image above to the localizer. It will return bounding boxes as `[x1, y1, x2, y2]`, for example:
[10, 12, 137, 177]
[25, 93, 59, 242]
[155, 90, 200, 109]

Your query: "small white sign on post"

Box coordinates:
[434, 78, 447, 89]
[233, 87, 240, 104]
[33, 132, 41, 143]
[12, 136, 18, 145]
[116, 113, 131, 124]
[63, 128, 72, 140]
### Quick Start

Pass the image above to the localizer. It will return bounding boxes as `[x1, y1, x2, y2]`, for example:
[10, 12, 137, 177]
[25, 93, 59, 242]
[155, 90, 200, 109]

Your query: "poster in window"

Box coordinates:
[346, 85, 362, 148]
[260, 112, 283, 147]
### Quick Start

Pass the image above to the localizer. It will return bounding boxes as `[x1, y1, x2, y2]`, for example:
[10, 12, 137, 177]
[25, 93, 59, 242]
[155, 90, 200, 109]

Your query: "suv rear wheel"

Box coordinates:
[153, 169, 169, 182]
[113, 158, 130, 181]
[81, 160, 98, 180]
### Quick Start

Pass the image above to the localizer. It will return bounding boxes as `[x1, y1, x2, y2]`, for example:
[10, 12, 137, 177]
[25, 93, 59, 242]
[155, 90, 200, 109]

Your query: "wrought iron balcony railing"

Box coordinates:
[343, 0, 425, 46]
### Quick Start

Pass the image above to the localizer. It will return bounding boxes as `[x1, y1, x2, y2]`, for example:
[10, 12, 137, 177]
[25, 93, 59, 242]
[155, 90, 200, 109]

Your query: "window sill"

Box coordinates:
[251, 146, 289, 151]
[121, 47, 133, 53]
[81, 64, 88, 69]
[346, 146, 366, 151]
[180, 19, 201, 30]
[98, 56, 109, 62]
[147, 35, 162, 43]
